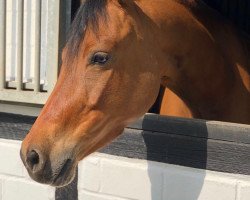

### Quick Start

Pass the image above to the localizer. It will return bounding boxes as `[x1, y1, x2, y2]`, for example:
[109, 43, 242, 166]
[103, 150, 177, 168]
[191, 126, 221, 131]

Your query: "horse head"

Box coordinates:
[20, 0, 165, 187]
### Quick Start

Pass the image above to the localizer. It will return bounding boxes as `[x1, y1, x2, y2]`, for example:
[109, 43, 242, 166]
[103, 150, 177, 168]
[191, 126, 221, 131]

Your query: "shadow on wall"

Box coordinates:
[55, 169, 78, 200]
[142, 117, 208, 200]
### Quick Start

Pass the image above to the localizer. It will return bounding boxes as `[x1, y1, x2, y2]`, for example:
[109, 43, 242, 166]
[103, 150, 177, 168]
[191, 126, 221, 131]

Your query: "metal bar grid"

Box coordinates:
[0, 0, 71, 104]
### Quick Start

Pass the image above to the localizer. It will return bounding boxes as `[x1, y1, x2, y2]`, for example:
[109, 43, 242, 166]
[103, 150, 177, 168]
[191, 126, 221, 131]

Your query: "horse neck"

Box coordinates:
[181, 0, 250, 90]
[141, 0, 250, 123]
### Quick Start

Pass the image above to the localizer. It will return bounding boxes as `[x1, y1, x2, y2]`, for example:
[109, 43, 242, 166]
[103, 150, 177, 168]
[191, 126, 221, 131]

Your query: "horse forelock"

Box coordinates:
[66, 0, 109, 62]
[65, 0, 135, 63]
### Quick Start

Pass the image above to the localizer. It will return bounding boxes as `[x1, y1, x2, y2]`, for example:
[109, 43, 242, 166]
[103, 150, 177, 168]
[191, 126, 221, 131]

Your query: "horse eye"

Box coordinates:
[91, 52, 110, 65]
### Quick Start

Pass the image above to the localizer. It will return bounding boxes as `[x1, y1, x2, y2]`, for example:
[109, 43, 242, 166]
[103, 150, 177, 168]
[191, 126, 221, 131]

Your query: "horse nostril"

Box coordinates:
[26, 150, 40, 171]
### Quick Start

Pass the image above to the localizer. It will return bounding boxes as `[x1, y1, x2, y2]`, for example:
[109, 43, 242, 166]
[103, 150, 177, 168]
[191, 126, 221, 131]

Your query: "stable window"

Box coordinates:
[0, 0, 71, 105]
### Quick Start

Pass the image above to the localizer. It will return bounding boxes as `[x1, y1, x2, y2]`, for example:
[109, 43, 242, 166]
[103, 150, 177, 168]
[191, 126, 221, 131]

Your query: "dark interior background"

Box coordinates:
[71, 0, 250, 34]
[203, 0, 250, 34]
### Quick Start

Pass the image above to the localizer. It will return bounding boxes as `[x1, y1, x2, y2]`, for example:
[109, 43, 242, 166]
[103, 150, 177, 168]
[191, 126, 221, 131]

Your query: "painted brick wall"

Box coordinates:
[1, 138, 250, 200]
[0, 139, 55, 200]
[78, 154, 250, 200]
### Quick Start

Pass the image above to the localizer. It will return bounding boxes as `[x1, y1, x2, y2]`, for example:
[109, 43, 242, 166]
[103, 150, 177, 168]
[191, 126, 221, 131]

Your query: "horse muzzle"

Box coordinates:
[20, 146, 77, 187]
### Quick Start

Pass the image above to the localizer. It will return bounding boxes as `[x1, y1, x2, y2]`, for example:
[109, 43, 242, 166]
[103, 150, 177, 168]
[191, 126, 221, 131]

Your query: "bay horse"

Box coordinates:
[21, 0, 250, 187]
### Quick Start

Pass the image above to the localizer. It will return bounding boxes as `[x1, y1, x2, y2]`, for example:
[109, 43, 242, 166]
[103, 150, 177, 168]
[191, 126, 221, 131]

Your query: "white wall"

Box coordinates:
[78, 154, 250, 200]
[1, 138, 250, 200]
[0, 139, 55, 200]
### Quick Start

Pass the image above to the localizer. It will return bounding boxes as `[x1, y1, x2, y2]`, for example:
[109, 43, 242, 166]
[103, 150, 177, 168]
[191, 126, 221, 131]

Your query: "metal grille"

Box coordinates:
[0, 0, 71, 104]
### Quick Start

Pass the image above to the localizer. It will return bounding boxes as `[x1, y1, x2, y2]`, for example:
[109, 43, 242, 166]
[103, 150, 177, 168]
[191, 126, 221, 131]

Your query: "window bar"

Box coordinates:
[34, 0, 41, 92]
[16, 0, 24, 91]
[0, 0, 6, 90]
[46, 0, 60, 93]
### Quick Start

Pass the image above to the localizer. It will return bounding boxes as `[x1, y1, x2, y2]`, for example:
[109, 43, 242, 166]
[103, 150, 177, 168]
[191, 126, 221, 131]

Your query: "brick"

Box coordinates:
[163, 167, 236, 200]
[0, 140, 24, 177]
[100, 157, 163, 200]
[78, 155, 101, 192]
[238, 181, 250, 200]
[79, 190, 129, 200]
[2, 178, 55, 200]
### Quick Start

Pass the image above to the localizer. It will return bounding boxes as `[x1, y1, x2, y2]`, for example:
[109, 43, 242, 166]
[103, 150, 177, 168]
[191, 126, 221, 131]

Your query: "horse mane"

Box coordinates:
[66, 0, 108, 60]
